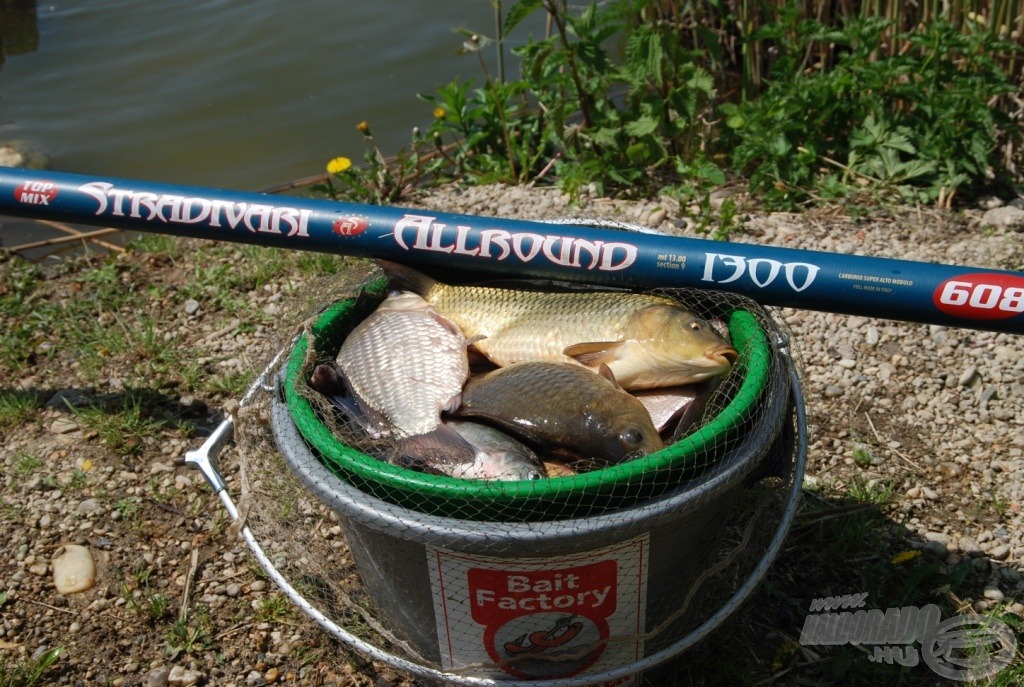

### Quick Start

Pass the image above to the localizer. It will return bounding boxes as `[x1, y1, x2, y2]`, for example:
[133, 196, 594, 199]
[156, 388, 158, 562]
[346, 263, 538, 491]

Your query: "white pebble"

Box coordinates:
[52, 544, 96, 594]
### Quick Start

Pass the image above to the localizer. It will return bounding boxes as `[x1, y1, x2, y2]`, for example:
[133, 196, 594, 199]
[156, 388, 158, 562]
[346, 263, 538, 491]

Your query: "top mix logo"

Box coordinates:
[15, 181, 58, 206]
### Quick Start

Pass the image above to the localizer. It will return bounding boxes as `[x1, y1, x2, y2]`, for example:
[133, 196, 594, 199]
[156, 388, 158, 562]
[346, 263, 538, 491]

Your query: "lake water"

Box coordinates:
[0, 1, 542, 252]
[0, 0, 538, 187]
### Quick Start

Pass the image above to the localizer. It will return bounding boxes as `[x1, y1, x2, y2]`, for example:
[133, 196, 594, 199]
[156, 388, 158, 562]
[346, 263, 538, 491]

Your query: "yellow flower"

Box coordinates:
[891, 549, 922, 565]
[433, 107, 446, 119]
[356, 120, 371, 135]
[326, 156, 352, 175]
[771, 640, 800, 672]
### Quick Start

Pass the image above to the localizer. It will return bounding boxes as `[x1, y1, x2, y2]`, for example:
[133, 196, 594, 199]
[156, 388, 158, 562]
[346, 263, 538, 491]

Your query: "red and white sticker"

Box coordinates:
[332, 215, 367, 236]
[14, 180, 58, 206]
[933, 273, 1024, 321]
[428, 536, 648, 683]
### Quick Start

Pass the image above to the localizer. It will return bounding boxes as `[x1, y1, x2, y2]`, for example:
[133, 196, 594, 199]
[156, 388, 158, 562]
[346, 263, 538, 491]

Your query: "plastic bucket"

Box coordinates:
[282, 289, 778, 521]
[270, 304, 797, 682]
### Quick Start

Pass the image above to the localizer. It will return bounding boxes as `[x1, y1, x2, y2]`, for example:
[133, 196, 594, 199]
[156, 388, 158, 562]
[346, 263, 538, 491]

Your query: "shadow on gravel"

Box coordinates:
[0, 385, 221, 454]
[648, 487, 1024, 687]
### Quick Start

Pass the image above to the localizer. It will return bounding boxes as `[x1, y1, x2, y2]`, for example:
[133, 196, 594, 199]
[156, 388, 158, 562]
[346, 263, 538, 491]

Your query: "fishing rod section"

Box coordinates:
[0, 166, 1021, 334]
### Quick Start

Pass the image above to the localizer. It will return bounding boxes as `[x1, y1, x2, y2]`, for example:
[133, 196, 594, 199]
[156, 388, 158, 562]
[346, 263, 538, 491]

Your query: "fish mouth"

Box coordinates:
[705, 344, 739, 366]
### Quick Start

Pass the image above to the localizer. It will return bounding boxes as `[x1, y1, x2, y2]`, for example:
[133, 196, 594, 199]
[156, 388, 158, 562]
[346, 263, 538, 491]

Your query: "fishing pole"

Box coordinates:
[1, 166, 1021, 334]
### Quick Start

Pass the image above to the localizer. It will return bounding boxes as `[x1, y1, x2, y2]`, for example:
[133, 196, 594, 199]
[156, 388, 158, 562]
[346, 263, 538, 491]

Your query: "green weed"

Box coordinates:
[0, 647, 62, 687]
[0, 393, 41, 430]
[205, 370, 251, 398]
[317, 2, 1022, 208]
[113, 497, 142, 524]
[254, 594, 295, 624]
[126, 233, 181, 257]
[721, 17, 1020, 208]
[70, 394, 174, 457]
[12, 452, 42, 476]
[165, 617, 213, 657]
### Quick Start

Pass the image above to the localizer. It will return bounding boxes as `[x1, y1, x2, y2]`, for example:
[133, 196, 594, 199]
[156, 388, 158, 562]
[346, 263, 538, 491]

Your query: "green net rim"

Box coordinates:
[283, 293, 773, 507]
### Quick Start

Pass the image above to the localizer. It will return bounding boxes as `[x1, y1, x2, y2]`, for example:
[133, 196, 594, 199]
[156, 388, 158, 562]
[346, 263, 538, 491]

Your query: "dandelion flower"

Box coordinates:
[433, 107, 446, 119]
[326, 156, 352, 175]
[771, 640, 800, 672]
[357, 121, 371, 135]
[891, 549, 922, 565]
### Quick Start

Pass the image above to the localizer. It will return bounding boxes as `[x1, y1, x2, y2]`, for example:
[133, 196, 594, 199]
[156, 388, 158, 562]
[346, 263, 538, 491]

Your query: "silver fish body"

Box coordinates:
[445, 420, 545, 481]
[335, 291, 474, 463]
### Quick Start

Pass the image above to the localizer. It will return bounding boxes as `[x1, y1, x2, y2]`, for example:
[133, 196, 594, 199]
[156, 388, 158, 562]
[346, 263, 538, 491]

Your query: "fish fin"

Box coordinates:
[308, 379, 391, 439]
[465, 334, 487, 347]
[327, 366, 392, 437]
[374, 259, 438, 298]
[563, 341, 625, 367]
[392, 424, 477, 469]
[327, 394, 390, 437]
[425, 308, 464, 338]
[669, 377, 724, 442]
[443, 391, 462, 414]
[596, 363, 623, 390]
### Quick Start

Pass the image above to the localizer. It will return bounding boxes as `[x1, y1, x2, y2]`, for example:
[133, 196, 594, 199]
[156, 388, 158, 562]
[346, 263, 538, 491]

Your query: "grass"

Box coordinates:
[165, 616, 214, 658]
[112, 497, 142, 524]
[968, 660, 1024, 687]
[12, 452, 42, 476]
[120, 581, 171, 622]
[852, 444, 875, 468]
[205, 370, 252, 398]
[0, 393, 42, 432]
[0, 648, 62, 687]
[966, 491, 1014, 521]
[125, 233, 183, 257]
[69, 395, 177, 457]
[147, 478, 183, 505]
[254, 594, 295, 624]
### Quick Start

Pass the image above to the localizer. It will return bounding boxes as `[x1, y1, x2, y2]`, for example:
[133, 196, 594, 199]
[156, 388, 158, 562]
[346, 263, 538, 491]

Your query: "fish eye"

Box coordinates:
[621, 429, 644, 446]
[528, 471, 543, 480]
[690, 321, 703, 331]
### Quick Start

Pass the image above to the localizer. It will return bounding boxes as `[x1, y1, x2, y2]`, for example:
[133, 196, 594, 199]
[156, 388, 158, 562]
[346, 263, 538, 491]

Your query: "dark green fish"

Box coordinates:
[457, 362, 664, 465]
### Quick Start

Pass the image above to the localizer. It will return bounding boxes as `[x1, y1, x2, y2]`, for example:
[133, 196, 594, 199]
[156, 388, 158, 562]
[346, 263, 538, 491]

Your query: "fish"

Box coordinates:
[632, 385, 699, 433]
[668, 376, 726, 443]
[334, 290, 477, 466]
[542, 458, 579, 478]
[445, 420, 545, 481]
[308, 362, 390, 438]
[456, 361, 664, 465]
[376, 260, 737, 390]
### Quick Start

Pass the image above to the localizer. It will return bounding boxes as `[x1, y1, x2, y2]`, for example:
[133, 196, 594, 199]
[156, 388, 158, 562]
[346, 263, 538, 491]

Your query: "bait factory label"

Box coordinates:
[428, 536, 648, 682]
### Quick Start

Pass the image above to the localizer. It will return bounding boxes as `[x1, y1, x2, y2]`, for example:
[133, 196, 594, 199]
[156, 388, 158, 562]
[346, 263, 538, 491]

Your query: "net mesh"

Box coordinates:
[226, 249, 802, 685]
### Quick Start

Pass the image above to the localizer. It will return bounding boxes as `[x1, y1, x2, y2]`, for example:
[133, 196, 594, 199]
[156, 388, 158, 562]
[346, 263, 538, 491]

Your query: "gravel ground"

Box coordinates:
[1, 184, 1023, 686]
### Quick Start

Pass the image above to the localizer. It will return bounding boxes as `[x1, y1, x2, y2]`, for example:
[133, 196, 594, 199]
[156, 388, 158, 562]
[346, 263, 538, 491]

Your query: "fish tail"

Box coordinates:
[392, 423, 478, 472]
[374, 259, 439, 299]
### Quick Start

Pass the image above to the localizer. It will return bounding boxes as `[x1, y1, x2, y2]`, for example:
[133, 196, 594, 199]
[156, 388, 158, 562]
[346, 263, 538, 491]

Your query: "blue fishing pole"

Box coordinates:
[1, 166, 1022, 334]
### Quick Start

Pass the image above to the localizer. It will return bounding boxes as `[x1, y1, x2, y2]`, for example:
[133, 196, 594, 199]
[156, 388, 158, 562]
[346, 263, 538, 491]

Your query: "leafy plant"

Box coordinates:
[368, 2, 1024, 208]
[721, 16, 1020, 208]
